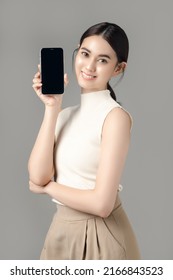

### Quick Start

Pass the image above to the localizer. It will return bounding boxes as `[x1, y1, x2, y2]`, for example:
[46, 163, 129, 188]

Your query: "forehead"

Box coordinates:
[81, 35, 116, 56]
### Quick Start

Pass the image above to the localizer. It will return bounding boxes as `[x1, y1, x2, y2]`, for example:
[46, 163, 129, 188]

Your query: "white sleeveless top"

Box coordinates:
[53, 90, 132, 204]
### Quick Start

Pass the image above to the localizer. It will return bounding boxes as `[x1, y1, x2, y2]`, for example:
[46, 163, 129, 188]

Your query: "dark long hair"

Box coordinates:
[77, 22, 129, 101]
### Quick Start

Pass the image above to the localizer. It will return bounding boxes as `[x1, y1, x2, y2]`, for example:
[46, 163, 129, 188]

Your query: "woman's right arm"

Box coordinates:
[28, 66, 68, 186]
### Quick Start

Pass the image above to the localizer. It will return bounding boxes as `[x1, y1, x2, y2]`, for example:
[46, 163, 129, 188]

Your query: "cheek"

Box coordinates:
[75, 56, 83, 73]
[104, 65, 116, 79]
[97, 65, 114, 78]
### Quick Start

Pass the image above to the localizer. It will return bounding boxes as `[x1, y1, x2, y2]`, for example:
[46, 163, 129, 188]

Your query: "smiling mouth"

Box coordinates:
[81, 71, 97, 80]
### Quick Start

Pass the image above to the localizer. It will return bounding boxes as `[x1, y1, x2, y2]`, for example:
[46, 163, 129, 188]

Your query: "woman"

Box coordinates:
[28, 22, 140, 259]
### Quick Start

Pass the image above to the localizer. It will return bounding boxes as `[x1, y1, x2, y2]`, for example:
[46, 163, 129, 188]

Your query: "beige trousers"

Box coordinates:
[40, 195, 140, 260]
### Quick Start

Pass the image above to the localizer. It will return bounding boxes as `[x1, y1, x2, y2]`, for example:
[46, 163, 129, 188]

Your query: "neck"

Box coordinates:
[81, 87, 107, 94]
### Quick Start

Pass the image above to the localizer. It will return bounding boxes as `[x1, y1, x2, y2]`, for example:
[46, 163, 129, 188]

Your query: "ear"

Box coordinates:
[112, 62, 127, 77]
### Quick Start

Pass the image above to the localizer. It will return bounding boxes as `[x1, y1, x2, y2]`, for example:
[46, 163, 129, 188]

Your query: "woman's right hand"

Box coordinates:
[32, 64, 69, 107]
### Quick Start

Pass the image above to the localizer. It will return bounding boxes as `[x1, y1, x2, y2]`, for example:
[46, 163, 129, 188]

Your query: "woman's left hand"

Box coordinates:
[29, 180, 47, 194]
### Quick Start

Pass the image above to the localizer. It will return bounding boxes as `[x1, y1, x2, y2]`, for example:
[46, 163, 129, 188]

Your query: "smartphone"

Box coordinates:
[40, 48, 64, 94]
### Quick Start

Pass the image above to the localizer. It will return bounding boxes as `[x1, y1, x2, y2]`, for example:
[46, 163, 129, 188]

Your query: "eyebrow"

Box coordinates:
[81, 47, 111, 59]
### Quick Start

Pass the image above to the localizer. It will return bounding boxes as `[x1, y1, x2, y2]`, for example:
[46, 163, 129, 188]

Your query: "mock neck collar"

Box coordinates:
[80, 89, 110, 110]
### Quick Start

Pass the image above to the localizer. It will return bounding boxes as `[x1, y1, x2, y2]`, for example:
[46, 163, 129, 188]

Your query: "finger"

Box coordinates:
[32, 84, 42, 95]
[32, 82, 42, 88]
[64, 73, 69, 87]
[34, 71, 40, 78]
[33, 77, 41, 84]
[33, 77, 40, 83]
[29, 180, 35, 186]
[29, 180, 34, 188]
[38, 64, 41, 72]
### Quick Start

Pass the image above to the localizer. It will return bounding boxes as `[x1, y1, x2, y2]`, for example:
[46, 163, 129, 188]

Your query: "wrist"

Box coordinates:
[44, 181, 56, 195]
[45, 104, 61, 114]
[45, 95, 62, 109]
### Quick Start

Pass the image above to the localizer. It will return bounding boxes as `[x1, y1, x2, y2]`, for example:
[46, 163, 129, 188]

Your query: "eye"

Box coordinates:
[98, 58, 108, 64]
[81, 51, 89, 57]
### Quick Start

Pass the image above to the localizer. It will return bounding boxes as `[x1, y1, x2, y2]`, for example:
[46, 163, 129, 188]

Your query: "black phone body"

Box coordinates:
[40, 48, 64, 94]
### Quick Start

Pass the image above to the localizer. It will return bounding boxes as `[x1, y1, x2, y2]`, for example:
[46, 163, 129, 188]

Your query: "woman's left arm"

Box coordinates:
[29, 108, 132, 218]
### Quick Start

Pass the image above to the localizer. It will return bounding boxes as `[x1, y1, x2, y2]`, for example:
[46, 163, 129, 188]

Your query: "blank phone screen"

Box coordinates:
[41, 48, 64, 94]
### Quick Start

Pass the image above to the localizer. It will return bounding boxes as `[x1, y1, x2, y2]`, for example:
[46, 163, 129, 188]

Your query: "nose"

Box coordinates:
[85, 59, 96, 72]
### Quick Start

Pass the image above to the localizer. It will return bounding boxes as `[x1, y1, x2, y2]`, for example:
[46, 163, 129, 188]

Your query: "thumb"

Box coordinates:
[64, 73, 69, 87]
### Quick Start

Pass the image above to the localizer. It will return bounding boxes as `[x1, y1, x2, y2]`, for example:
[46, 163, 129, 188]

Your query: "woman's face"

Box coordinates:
[75, 35, 119, 93]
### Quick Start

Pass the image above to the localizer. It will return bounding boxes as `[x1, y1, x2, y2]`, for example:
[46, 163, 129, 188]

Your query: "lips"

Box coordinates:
[81, 71, 96, 80]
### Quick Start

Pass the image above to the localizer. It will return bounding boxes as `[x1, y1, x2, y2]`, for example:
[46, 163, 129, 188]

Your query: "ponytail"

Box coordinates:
[107, 82, 117, 101]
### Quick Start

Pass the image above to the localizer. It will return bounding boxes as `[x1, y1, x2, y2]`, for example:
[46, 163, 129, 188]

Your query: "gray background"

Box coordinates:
[0, 0, 172, 260]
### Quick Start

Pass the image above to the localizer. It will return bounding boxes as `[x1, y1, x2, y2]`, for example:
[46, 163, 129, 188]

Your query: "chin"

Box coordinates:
[78, 80, 97, 91]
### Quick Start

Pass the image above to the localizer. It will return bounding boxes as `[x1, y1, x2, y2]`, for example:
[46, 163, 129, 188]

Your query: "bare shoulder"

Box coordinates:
[103, 107, 132, 136]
